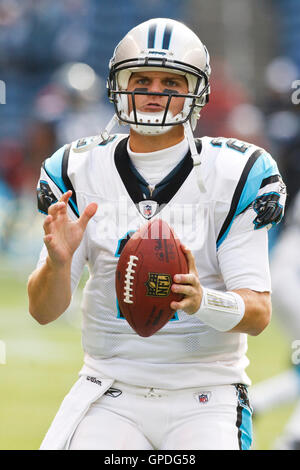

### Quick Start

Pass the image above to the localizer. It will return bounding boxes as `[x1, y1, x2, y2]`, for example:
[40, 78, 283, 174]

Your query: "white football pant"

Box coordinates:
[69, 382, 252, 450]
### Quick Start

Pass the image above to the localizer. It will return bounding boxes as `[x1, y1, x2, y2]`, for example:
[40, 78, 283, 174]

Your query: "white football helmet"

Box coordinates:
[107, 18, 211, 135]
[75, 18, 211, 191]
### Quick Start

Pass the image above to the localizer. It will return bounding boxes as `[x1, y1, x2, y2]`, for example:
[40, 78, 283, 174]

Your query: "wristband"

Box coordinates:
[194, 287, 245, 332]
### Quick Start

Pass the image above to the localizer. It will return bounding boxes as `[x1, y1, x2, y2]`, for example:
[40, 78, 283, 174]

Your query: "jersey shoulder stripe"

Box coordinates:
[260, 174, 281, 189]
[216, 148, 280, 248]
[42, 144, 79, 218]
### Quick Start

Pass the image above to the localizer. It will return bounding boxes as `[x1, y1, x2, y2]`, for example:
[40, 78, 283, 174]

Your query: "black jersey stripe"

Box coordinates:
[236, 404, 243, 450]
[61, 144, 78, 207]
[61, 144, 79, 218]
[217, 149, 263, 246]
[114, 137, 143, 202]
[114, 137, 202, 217]
[153, 140, 202, 206]
[260, 174, 280, 189]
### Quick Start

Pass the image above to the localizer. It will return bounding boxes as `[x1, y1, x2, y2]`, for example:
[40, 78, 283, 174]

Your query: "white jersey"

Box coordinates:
[36, 133, 286, 389]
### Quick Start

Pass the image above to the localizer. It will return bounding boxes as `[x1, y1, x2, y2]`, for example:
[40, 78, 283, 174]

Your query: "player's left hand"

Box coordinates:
[170, 245, 203, 315]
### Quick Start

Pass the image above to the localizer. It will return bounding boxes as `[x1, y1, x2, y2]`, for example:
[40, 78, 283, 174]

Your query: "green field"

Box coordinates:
[0, 269, 296, 450]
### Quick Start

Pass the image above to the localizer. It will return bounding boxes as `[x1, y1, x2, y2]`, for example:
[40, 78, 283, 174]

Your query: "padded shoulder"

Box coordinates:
[41, 143, 79, 217]
[201, 137, 283, 247]
[203, 137, 279, 206]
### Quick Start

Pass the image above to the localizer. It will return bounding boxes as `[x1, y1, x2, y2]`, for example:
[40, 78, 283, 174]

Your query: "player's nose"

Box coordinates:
[148, 79, 165, 94]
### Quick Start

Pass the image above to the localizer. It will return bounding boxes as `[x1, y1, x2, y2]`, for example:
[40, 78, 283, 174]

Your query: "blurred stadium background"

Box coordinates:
[0, 0, 299, 450]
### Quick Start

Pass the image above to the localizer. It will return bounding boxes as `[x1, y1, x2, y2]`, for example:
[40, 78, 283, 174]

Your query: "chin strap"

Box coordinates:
[73, 114, 119, 153]
[183, 121, 206, 193]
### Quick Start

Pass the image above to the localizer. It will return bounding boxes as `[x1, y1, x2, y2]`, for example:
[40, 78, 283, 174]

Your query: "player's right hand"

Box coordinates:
[43, 190, 98, 267]
[171, 245, 203, 315]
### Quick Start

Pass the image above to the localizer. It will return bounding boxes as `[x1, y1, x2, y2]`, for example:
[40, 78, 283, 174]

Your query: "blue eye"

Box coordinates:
[165, 79, 180, 88]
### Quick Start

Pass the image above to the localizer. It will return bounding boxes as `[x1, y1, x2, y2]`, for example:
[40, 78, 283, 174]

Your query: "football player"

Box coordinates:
[27, 18, 286, 450]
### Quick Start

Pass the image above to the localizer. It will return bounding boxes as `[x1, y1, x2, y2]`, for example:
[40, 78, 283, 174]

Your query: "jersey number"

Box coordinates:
[211, 138, 251, 154]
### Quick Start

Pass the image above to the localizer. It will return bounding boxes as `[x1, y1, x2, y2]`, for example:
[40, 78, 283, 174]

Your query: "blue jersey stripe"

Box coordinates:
[217, 151, 279, 248]
[236, 153, 279, 217]
[240, 406, 253, 450]
[43, 145, 79, 217]
[44, 145, 67, 193]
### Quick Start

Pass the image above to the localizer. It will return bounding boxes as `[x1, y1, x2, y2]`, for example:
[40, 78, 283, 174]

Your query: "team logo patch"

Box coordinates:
[145, 273, 172, 297]
[235, 384, 251, 409]
[37, 181, 58, 214]
[194, 392, 211, 404]
[138, 200, 158, 219]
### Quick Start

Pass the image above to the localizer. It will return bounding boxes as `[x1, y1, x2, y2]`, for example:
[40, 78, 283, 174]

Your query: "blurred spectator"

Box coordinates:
[0, 139, 28, 251]
[23, 61, 113, 183]
[195, 59, 270, 150]
[263, 56, 300, 218]
[274, 0, 300, 71]
[0, 0, 185, 259]
[0, 0, 184, 140]
[0, 139, 28, 195]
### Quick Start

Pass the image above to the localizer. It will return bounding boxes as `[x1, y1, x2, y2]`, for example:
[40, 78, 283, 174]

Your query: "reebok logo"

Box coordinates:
[104, 387, 122, 398]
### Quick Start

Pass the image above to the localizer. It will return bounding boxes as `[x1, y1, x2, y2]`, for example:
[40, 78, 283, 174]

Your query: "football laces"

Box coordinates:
[124, 255, 139, 304]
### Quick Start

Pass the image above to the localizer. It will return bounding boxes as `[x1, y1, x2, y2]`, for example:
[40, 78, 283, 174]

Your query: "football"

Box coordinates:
[115, 218, 188, 337]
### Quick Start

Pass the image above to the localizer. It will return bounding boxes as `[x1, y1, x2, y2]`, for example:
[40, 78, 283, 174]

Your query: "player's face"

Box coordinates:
[127, 71, 188, 117]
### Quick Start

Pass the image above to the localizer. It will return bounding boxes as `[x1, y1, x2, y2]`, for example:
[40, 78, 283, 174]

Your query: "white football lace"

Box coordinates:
[123, 255, 139, 304]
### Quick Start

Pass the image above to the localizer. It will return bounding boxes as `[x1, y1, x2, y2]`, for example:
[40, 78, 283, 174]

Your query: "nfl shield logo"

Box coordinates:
[144, 204, 152, 217]
[145, 273, 172, 297]
[194, 392, 211, 404]
[138, 200, 158, 219]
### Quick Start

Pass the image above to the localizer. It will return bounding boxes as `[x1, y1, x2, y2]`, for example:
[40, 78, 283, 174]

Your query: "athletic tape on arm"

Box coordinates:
[194, 287, 245, 332]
